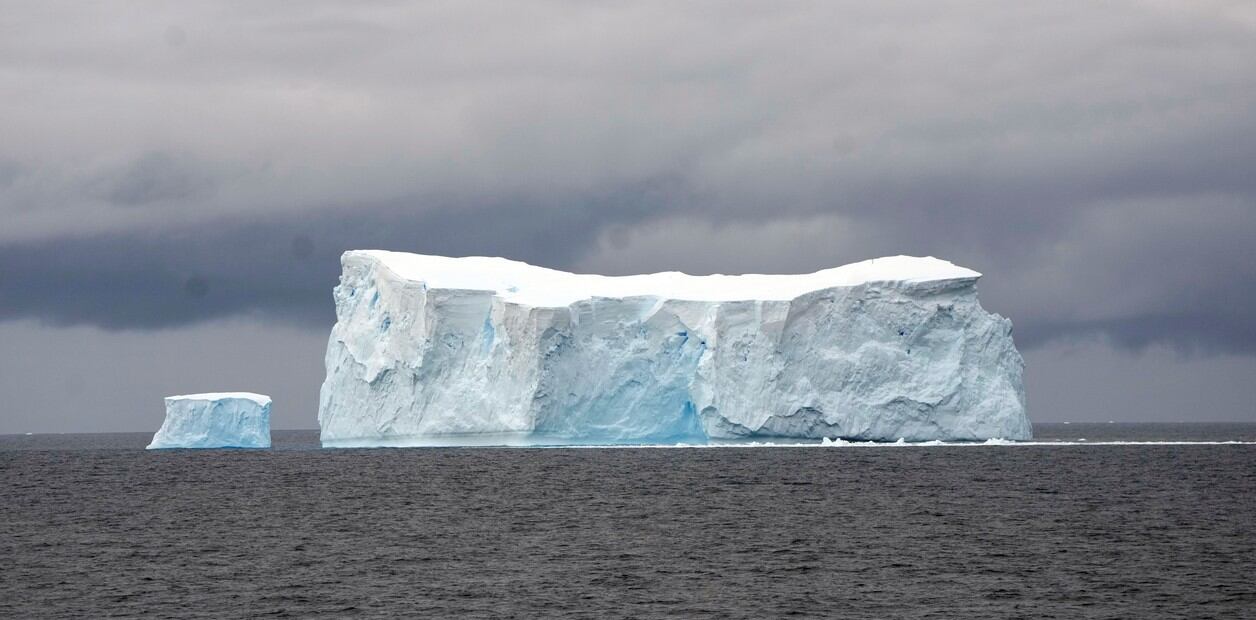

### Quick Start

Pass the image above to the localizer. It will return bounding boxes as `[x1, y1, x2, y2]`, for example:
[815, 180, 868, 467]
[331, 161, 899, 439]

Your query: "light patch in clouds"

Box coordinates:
[0, 319, 327, 434]
[3, 1, 1254, 242]
[576, 213, 877, 277]
[1024, 339, 1256, 423]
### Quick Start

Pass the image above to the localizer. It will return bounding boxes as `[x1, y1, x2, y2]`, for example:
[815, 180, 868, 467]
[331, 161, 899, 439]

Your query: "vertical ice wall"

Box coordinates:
[318, 251, 1029, 446]
[148, 393, 272, 449]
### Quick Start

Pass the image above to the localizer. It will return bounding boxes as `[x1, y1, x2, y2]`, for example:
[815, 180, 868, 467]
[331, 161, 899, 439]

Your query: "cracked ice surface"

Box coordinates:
[318, 251, 1029, 447]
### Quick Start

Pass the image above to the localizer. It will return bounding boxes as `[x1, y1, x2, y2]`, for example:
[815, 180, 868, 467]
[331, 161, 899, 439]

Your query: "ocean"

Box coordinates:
[2, 424, 1254, 618]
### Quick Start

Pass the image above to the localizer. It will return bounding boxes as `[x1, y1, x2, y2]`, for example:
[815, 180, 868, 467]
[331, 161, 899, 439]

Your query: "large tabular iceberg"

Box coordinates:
[318, 251, 1029, 447]
[147, 393, 272, 449]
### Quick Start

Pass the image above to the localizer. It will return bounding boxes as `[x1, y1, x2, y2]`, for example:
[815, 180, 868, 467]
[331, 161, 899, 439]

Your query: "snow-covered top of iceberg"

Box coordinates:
[350, 250, 982, 307]
[165, 392, 272, 405]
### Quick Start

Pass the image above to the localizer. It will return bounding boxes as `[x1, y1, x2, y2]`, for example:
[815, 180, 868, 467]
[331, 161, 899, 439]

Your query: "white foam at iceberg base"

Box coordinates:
[983, 437, 1016, 445]
[147, 393, 272, 449]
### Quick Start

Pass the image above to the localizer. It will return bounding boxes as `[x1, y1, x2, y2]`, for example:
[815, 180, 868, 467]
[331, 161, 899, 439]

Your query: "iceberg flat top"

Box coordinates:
[351, 250, 982, 307]
[165, 392, 272, 405]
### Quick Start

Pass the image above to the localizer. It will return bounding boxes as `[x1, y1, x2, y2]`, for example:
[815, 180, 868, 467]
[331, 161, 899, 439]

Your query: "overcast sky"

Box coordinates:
[2, 1, 1255, 432]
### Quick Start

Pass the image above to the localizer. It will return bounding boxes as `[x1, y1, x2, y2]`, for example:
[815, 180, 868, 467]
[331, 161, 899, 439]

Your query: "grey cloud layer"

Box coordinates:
[2, 1, 1255, 355]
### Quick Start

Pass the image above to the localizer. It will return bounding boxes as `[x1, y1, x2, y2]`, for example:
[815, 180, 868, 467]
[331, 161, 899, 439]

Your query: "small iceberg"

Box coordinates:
[147, 392, 272, 449]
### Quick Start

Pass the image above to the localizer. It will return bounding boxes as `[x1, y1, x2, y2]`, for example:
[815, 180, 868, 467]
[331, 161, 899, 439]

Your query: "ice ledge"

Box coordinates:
[346, 250, 982, 308]
[165, 392, 272, 405]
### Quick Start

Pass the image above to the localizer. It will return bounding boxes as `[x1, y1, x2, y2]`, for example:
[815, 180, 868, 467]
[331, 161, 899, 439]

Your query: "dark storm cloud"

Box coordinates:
[0, 175, 685, 328]
[99, 151, 221, 207]
[1020, 315, 1256, 355]
[1, 0, 1255, 356]
[3, 189, 1254, 356]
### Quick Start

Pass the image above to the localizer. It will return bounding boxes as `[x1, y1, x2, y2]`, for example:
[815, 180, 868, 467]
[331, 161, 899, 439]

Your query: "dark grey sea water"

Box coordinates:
[2, 424, 1254, 618]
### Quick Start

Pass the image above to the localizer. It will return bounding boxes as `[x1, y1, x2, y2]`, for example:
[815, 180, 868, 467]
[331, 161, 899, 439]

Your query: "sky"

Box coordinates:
[2, 1, 1255, 432]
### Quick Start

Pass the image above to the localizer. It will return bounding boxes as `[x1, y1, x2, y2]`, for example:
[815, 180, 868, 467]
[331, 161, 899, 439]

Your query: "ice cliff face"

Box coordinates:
[147, 393, 272, 449]
[318, 251, 1029, 447]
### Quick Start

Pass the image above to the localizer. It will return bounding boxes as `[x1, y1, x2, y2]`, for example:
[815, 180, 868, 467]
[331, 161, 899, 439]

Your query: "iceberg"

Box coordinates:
[147, 392, 272, 449]
[318, 251, 1029, 447]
